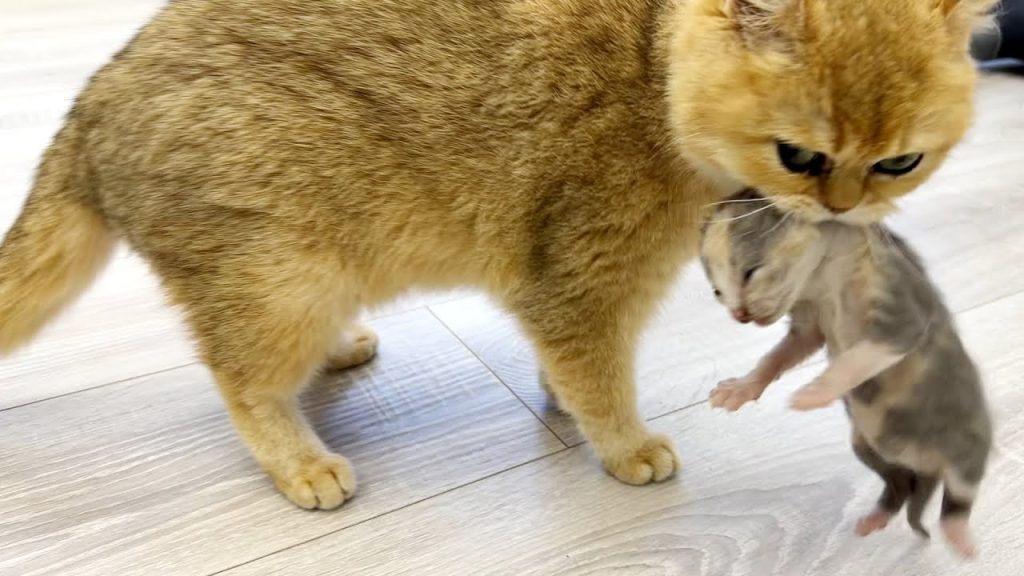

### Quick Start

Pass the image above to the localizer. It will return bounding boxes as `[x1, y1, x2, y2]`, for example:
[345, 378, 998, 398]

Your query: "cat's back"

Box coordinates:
[77, 0, 673, 231]
[80, 0, 666, 163]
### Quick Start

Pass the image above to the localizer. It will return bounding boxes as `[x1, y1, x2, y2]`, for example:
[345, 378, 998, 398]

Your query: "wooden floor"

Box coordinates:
[3, 2, 1024, 575]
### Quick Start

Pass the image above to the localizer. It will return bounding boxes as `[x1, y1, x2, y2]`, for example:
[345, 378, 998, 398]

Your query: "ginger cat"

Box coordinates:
[0, 0, 995, 510]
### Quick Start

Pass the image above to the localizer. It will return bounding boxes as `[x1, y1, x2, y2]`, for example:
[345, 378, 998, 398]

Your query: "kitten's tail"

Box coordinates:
[0, 119, 115, 354]
[907, 474, 940, 538]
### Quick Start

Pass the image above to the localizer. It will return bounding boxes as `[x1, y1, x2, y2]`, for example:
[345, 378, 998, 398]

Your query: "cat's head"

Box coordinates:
[667, 0, 996, 224]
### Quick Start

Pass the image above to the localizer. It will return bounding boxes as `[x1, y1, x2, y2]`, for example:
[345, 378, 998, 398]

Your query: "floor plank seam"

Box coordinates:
[426, 306, 571, 449]
[0, 360, 196, 414]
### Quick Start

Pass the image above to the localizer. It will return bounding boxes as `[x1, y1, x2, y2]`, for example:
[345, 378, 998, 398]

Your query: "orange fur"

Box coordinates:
[670, 0, 997, 223]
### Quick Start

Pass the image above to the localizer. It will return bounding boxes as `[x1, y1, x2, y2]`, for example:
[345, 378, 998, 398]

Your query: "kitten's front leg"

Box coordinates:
[790, 340, 904, 410]
[793, 264, 937, 411]
[711, 325, 824, 411]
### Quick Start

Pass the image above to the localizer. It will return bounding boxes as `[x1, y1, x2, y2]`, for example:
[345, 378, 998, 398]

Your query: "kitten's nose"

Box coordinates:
[731, 308, 752, 323]
[827, 203, 851, 214]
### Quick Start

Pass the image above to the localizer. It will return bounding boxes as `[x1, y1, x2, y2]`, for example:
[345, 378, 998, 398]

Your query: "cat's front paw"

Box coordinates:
[603, 434, 679, 485]
[710, 377, 765, 411]
[271, 453, 357, 510]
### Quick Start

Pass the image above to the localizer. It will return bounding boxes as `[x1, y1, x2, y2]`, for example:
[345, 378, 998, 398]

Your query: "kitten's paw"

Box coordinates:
[942, 517, 977, 559]
[790, 382, 838, 411]
[710, 377, 764, 411]
[604, 434, 679, 485]
[326, 325, 379, 370]
[272, 453, 357, 510]
[855, 508, 893, 536]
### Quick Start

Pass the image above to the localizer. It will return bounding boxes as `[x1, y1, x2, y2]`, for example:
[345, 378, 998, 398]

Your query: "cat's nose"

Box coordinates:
[731, 307, 752, 323]
[822, 172, 863, 214]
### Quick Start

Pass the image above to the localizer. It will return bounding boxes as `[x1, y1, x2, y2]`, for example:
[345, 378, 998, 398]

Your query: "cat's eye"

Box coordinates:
[743, 267, 759, 284]
[776, 141, 828, 176]
[713, 288, 722, 298]
[872, 153, 924, 176]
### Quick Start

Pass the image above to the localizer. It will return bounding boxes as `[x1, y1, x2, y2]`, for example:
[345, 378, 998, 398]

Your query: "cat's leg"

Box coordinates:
[537, 368, 568, 413]
[516, 302, 677, 485]
[167, 268, 358, 510]
[326, 324, 379, 370]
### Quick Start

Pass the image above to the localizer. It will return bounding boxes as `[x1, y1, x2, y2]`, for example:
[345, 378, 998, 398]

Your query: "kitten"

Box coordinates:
[701, 190, 992, 558]
[0, 0, 995, 510]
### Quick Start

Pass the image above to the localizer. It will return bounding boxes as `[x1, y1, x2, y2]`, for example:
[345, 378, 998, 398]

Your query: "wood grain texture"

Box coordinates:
[0, 252, 197, 409]
[0, 309, 564, 576]
[226, 290, 1024, 576]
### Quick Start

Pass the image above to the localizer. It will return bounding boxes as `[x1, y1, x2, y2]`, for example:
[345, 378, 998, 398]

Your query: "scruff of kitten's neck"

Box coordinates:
[800, 222, 872, 298]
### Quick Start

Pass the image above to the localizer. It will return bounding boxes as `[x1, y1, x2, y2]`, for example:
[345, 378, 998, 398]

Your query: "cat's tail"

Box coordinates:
[0, 118, 115, 354]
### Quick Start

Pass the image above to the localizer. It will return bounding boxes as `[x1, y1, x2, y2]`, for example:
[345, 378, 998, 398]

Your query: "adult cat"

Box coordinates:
[0, 0, 994, 509]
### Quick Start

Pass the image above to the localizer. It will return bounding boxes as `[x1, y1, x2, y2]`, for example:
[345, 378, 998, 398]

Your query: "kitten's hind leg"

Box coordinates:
[852, 438, 916, 536]
[941, 477, 980, 558]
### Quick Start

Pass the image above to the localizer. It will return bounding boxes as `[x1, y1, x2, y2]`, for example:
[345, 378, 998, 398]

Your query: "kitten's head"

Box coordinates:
[668, 0, 996, 224]
[701, 189, 825, 326]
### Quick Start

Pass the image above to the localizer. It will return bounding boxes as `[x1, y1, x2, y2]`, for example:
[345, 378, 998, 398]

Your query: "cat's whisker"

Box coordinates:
[702, 201, 778, 225]
[702, 197, 773, 210]
[761, 209, 795, 238]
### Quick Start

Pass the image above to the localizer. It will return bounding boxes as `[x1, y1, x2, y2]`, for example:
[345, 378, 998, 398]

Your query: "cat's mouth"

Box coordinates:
[770, 197, 892, 226]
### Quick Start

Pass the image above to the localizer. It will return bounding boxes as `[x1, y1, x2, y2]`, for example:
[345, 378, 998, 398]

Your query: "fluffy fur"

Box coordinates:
[0, 0, 995, 509]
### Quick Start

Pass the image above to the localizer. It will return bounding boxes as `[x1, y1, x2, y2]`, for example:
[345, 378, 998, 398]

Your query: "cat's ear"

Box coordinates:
[937, 0, 999, 40]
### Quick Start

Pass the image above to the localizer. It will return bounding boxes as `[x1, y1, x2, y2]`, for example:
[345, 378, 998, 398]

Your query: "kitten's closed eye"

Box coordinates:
[743, 266, 759, 284]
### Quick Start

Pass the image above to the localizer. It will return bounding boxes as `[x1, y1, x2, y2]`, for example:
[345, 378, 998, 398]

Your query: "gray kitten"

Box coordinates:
[700, 190, 992, 558]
